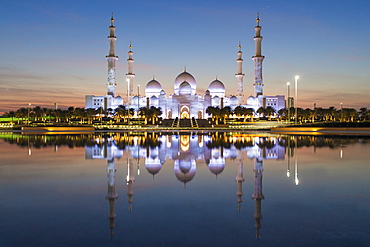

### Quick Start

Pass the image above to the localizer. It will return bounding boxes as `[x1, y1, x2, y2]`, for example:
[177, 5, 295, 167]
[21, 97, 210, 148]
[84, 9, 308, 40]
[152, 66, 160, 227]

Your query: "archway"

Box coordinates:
[198, 110, 203, 119]
[180, 106, 190, 119]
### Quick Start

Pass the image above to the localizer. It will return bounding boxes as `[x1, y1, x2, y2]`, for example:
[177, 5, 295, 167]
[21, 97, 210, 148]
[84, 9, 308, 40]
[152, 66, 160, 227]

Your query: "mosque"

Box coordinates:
[85, 14, 285, 119]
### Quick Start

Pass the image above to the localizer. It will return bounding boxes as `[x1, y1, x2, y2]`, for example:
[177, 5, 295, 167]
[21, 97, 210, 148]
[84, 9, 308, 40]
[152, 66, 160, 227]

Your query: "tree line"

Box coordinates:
[2, 105, 162, 125]
[206, 105, 370, 124]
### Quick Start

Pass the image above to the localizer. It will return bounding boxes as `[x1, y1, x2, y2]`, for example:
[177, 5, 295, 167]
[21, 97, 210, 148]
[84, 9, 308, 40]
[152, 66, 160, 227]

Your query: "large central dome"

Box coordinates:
[174, 71, 196, 95]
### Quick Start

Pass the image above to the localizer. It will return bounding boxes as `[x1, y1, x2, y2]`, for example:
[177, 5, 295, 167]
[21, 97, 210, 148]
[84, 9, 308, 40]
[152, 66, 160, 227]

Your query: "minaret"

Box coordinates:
[235, 150, 244, 210]
[252, 13, 265, 97]
[106, 158, 118, 237]
[107, 13, 118, 97]
[252, 157, 265, 239]
[126, 42, 135, 104]
[235, 43, 245, 104]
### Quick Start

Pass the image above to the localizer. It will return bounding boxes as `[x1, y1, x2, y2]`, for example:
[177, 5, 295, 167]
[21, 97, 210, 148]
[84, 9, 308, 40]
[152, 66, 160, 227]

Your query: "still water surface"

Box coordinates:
[0, 132, 369, 247]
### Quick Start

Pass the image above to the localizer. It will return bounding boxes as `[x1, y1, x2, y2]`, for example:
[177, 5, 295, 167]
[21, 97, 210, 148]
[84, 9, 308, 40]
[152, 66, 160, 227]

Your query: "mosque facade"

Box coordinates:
[85, 14, 285, 119]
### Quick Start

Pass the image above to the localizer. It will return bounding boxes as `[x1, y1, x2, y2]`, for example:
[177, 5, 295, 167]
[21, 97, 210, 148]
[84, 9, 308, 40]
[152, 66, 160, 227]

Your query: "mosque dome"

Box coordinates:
[208, 161, 225, 176]
[247, 95, 256, 105]
[145, 160, 162, 176]
[179, 81, 192, 95]
[174, 71, 196, 91]
[114, 96, 123, 105]
[174, 159, 196, 183]
[229, 96, 238, 105]
[145, 79, 162, 96]
[208, 79, 225, 95]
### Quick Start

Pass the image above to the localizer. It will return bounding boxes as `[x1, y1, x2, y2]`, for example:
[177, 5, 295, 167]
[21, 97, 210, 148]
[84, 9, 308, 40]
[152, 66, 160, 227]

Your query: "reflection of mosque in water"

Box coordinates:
[4, 133, 368, 238]
[85, 133, 287, 238]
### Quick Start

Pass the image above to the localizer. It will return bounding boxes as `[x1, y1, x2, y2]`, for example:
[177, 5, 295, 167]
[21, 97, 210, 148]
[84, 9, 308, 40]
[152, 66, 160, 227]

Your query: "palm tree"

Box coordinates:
[265, 106, 276, 120]
[206, 106, 222, 125]
[257, 107, 266, 118]
[359, 107, 368, 121]
[115, 105, 127, 122]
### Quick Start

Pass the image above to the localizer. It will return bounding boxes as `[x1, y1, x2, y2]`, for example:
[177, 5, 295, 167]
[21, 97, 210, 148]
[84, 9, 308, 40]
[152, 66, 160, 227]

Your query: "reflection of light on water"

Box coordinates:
[28, 148, 32, 156]
[287, 170, 290, 178]
[340, 149, 343, 158]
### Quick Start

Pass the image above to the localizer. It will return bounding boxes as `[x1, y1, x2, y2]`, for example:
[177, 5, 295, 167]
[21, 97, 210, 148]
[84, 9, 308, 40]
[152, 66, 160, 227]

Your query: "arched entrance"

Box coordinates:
[198, 110, 203, 119]
[180, 105, 190, 119]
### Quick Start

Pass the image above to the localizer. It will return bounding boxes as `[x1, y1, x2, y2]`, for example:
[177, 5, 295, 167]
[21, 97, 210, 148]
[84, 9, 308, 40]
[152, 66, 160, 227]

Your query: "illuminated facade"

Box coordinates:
[85, 14, 285, 118]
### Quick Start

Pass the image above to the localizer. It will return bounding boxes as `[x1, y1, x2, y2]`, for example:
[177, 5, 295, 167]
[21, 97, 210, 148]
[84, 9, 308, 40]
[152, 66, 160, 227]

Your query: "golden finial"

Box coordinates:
[110, 12, 114, 26]
[184, 65, 187, 72]
[238, 41, 242, 51]
[129, 41, 132, 51]
[256, 12, 260, 26]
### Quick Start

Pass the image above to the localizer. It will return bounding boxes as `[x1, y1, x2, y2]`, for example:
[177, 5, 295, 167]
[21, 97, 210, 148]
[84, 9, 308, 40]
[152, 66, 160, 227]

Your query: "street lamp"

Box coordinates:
[137, 84, 140, 117]
[294, 75, 299, 125]
[27, 103, 31, 124]
[287, 82, 290, 124]
[340, 103, 343, 122]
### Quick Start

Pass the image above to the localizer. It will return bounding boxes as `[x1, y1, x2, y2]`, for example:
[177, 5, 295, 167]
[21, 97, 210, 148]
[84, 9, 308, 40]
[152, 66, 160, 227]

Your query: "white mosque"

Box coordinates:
[85, 14, 285, 119]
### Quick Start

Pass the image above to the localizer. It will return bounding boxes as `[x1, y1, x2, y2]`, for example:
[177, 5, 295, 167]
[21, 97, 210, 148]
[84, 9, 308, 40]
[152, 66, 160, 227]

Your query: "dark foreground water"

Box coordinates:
[0, 132, 369, 247]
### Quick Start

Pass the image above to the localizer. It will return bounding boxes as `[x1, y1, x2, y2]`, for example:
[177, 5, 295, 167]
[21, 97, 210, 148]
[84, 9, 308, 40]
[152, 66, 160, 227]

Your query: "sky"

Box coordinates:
[0, 0, 369, 114]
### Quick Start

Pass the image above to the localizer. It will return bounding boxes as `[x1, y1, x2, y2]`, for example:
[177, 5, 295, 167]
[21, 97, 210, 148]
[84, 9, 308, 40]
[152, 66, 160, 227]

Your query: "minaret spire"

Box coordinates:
[235, 42, 245, 104]
[252, 13, 265, 97]
[106, 13, 118, 98]
[126, 42, 135, 104]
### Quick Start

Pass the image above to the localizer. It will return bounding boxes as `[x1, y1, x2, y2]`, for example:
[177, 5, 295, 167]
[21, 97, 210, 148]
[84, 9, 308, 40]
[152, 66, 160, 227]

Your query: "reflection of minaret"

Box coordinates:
[252, 13, 265, 97]
[106, 13, 118, 97]
[235, 150, 244, 210]
[235, 42, 245, 104]
[295, 137, 299, 185]
[287, 137, 291, 178]
[252, 158, 264, 239]
[106, 158, 118, 237]
[126, 152, 135, 211]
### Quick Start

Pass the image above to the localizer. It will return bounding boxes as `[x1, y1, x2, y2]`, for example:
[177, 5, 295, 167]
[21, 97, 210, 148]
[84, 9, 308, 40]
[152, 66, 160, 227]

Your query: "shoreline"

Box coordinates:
[1, 126, 370, 135]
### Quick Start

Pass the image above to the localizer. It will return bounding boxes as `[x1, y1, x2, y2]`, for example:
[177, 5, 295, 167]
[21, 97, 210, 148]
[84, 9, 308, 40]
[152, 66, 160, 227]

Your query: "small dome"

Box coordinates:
[247, 96, 256, 105]
[208, 161, 225, 175]
[145, 160, 162, 175]
[179, 81, 192, 95]
[145, 79, 162, 96]
[114, 96, 123, 105]
[229, 96, 238, 105]
[208, 79, 225, 93]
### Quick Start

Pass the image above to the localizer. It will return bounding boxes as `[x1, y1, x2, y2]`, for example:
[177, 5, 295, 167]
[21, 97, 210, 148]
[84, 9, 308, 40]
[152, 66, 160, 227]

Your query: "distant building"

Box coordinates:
[85, 14, 285, 118]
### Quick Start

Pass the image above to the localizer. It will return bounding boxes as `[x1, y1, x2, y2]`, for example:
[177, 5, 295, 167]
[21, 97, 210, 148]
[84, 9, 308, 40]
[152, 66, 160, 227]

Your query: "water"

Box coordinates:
[0, 132, 369, 247]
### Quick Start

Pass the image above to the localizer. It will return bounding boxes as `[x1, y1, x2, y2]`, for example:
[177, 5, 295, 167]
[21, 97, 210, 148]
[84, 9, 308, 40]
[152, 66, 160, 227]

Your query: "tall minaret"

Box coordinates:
[252, 157, 265, 239]
[236, 43, 245, 104]
[126, 42, 135, 104]
[106, 13, 118, 97]
[252, 13, 265, 97]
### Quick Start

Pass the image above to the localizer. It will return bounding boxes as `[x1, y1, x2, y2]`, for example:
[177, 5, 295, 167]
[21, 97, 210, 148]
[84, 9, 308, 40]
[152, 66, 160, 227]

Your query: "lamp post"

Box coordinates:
[287, 82, 290, 124]
[137, 84, 140, 117]
[340, 103, 343, 122]
[27, 103, 31, 124]
[294, 75, 299, 125]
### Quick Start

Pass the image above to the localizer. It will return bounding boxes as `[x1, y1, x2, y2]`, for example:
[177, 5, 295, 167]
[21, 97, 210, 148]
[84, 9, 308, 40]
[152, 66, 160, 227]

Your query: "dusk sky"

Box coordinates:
[1, 0, 369, 114]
